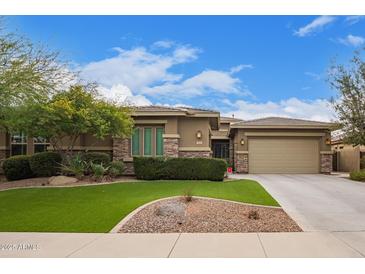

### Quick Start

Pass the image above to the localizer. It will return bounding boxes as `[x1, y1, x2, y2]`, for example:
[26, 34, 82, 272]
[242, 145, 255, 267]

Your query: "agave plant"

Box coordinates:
[60, 154, 87, 179]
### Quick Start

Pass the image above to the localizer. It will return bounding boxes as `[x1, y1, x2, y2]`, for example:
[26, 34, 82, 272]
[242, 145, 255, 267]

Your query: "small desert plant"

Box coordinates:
[60, 154, 87, 179]
[248, 210, 260, 220]
[182, 187, 193, 202]
[350, 169, 365, 182]
[90, 163, 109, 181]
[108, 161, 124, 178]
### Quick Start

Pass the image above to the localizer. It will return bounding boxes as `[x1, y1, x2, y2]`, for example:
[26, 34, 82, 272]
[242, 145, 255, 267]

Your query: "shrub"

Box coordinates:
[108, 161, 124, 177]
[82, 152, 111, 166]
[90, 163, 109, 181]
[61, 154, 87, 179]
[3, 155, 33, 181]
[133, 157, 166, 180]
[350, 169, 365, 182]
[133, 157, 226, 181]
[29, 151, 62, 177]
[163, 158, 227, 181]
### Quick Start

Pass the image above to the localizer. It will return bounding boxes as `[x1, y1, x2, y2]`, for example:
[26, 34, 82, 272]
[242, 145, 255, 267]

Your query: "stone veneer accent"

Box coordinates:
[163, 138, 179, 158]
[178, 151, 211, 158]
[320, 153, 332, 174]
[112, 137, 134, 175]
[235, 152, 248, 173]
[112, 138, 130, 161]
[0, 149, 7, 174]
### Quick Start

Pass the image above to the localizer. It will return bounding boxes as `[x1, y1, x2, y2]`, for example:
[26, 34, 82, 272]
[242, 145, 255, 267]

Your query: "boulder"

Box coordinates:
[155, 200, 186, 217]
[48, 176, 78, 186]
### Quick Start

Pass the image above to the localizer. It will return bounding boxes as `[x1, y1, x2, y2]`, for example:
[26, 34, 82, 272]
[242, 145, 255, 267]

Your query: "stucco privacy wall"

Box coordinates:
[232, 129, 332, 174]
[177, 117, 212, 157]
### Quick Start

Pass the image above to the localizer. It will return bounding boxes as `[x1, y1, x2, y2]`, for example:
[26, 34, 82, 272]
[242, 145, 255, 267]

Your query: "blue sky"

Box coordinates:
[7, 16, 365, 121]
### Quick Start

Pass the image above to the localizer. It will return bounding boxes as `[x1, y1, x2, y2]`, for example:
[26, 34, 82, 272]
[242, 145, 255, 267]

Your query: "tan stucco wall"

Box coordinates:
[233, 128, 331, 152]
[178, 117, 211, 149]
[0, 131, 8, 148]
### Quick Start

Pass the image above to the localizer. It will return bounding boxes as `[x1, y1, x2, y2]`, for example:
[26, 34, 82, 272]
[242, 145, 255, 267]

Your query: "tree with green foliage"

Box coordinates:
[0, 22, 74, 129]
[8, 85, 134, 154]
[330, 51, 365, 146]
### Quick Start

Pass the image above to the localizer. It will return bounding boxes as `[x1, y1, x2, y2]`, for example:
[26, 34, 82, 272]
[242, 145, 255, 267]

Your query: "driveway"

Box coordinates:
[230, 174, 365, 232]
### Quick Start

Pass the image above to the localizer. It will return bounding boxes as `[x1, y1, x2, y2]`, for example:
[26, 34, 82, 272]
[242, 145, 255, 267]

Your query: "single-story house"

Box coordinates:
[0, 106, 333, 174]
[331, 130, 365, 172]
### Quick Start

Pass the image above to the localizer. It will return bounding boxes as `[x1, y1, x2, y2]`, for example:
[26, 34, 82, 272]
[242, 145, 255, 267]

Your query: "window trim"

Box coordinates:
[10, 132, 28, 156]
[155, 127, 164, 157]
[131, 127, 142, 156]
[143, 127, 153, 157]
[130, 126, 165, 157]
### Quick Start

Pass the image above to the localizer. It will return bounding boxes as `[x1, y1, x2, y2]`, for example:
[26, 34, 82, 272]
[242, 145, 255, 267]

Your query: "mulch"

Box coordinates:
[0, 175, 138, 191]
[119, 197, 302, 233]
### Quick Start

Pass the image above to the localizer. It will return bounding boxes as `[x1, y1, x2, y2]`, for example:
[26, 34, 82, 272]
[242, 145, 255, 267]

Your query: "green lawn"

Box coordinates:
[0, 179, 279, 232]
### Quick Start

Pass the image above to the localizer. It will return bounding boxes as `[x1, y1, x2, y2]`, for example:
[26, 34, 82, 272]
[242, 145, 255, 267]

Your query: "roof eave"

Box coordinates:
[230, 125, 332, 129]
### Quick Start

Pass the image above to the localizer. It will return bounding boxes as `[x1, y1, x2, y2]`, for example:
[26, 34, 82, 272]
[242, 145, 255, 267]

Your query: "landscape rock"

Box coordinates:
[48, 176, 78, 186]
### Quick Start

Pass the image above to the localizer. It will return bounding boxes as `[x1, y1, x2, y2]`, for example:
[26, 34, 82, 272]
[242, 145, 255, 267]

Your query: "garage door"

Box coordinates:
[248, 138, 320, 173]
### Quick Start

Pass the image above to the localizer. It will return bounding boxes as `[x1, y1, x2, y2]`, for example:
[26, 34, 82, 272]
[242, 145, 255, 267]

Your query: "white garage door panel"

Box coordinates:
[249, 138, 319, 174]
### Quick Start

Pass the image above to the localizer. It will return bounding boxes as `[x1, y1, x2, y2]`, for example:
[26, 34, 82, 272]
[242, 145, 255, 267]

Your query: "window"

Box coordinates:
[143, 128, 152, 156]
[132, 128, 141, 156]
[156, 128, 164, 156]
[34, 137, 50, 153]
[131, 127, 165, 157]
[11, 132, 27, 156]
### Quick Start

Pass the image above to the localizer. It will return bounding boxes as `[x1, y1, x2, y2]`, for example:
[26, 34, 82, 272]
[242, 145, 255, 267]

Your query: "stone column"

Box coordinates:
[163, 136, 179, 158]
[112, 137, 134, 175]
[320, 153, 332, 174]
[235, 152, 248, 173]
[178, 151, 211, 158]
[0, 149, 7, 174]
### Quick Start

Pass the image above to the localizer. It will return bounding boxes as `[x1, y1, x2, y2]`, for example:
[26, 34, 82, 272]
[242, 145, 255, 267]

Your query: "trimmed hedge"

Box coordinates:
[82, 152, 111, 165]
[133, 157, 227, 181]
[133, 157, 166, 180]
[350, 170, 365, 182]
[29, 151, 62, 177]
[3, 155, 33, 181]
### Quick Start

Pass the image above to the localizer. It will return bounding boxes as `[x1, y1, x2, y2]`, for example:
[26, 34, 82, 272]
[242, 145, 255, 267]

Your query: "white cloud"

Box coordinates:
[294, 16, 336, 37]
[98, 84, 151, 106]
[338, 34, 365, 47]
[141, 68, 251, 98]
[345, 16, 365, 25]
[305, 71, 321, 80]
[152, 40, 175, 49]
[81, 42, 252, 102]
[229, 64, 253, 74]
[222, 97, 336, 122]
[81, 45, 199, 91]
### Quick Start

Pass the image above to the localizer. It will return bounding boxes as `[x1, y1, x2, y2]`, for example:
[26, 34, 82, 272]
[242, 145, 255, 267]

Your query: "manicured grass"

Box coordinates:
[0, 179, 279, 232]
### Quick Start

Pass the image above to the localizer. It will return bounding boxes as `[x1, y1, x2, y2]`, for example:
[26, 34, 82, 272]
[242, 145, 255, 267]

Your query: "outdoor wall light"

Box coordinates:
[240, 138, 245, 145]
[196, 130, 202, 139]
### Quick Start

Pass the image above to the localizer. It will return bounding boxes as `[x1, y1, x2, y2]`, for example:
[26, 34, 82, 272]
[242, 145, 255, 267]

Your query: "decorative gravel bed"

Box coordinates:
[119, 197, 302, 233]
[0, 175, 138, 191]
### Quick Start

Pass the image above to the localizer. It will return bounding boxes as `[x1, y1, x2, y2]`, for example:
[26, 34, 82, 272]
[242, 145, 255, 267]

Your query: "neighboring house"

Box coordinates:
[0, 106, 333, 174]
[331, 129, 365, 172]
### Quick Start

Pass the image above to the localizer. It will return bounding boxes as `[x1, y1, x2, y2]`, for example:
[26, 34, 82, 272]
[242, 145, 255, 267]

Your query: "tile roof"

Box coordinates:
[135, 105, 218, 113]
[220, 116, 243, 123]
[231, 116, 332, 128]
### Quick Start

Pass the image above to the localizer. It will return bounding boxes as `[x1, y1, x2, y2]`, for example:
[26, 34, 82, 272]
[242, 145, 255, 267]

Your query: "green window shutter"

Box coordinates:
[144, 128, 152, 156]
[132, 128, 140, 156]
[156, 128, 164, 156]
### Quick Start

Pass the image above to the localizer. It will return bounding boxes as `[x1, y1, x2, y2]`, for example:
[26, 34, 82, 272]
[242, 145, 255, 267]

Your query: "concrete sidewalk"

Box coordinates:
[0, 232, 364, 258]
